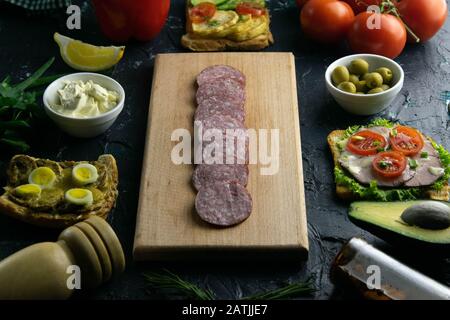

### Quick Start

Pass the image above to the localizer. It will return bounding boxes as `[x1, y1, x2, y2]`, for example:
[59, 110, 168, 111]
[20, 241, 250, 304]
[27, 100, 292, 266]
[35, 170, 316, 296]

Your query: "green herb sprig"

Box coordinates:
[144, 269, 215, 300]
[143, 270, 316, 300]
[242, 278, 316, 300]
[0, 57, 59, 153]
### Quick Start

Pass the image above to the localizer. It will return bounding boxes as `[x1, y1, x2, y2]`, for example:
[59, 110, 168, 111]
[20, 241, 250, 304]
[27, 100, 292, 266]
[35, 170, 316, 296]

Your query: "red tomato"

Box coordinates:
[190, 3, 217, 23]
[372, 151, 407, 178]
[390, 126, 424, 156]
[395, 0, 448, 43]
[342, 0, 381, 13]
[236, 2, 266, 16]
[348, 11, 406, 59]
[92, 0, 170, 42]
[300, 0, 355, 44]
[347, 130, 387, 156]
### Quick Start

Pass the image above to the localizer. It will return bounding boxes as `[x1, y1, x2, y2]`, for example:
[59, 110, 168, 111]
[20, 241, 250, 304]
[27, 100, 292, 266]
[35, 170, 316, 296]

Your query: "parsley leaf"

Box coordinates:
[0, 57, 56, 153]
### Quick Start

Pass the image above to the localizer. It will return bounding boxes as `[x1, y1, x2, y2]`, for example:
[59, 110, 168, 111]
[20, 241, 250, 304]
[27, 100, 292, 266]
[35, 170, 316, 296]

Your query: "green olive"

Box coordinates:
[349, 74, 359, 85]
[368, 87, 384, 94]
[337, 81, 357, 94]
[362, 73, 370, 81]
[365, 72, 384, 89]
[355, 80, 367, 93]
[349, 59, 369, 76]
[375, 67, 393, 84]
[332, 66, 350, 85]
[381, 84, 390, 91]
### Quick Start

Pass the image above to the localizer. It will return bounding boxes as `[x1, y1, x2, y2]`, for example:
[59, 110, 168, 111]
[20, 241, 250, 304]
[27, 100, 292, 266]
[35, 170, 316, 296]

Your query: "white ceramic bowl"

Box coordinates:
[43, 73, 125, 138]
[325, 54, 404, 115]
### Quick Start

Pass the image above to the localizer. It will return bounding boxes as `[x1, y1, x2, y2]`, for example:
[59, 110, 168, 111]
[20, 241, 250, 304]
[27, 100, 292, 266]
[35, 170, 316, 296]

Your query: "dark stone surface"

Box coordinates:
[0, 0, 448, 300]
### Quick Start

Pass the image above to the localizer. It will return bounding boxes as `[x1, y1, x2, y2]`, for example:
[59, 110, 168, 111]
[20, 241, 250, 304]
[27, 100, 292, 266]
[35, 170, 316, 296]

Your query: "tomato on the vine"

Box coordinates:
[342, 0, 381, 13]
[300, 0, 355, 44]
[395, 0, 448, 43]
[347, 11, 406, 59]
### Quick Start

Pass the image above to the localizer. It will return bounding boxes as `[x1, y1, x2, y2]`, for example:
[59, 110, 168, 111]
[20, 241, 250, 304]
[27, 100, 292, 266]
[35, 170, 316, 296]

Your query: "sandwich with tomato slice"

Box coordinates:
[182, 0, 273, 51]
[328, 119, 450, 201]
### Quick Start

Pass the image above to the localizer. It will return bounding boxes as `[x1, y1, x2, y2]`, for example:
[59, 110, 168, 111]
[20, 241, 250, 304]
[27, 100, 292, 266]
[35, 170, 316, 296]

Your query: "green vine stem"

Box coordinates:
[356, 0, 421, 43]
[381, 0, 420, 43]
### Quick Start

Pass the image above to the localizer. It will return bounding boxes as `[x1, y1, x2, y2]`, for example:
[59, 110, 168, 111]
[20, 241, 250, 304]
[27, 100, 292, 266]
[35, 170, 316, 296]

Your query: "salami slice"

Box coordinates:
[195, 101, 245, 123]
[196, 114, 245, 138]
[195, 181, 253, 226]
[196, 81, 245, 110]
[197, 65, 246, 87]
[195, 115, 248, 165]
[192, 164, 249, 191]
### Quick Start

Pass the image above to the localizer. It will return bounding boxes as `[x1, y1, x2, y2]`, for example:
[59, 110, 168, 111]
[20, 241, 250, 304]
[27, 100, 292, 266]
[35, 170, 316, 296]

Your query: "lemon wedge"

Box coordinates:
[54, 32, 125, 71]
[72, 163, 99, 185]
[14, 184, 42, 198]
[28, 167, 57, 189]
[65, 188, 93, 206]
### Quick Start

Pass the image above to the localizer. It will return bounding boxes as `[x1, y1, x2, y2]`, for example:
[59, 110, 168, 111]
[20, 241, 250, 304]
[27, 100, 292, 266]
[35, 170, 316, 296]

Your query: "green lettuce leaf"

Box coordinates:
[334, 167, 423, 201]
[431, 141, 450, 190]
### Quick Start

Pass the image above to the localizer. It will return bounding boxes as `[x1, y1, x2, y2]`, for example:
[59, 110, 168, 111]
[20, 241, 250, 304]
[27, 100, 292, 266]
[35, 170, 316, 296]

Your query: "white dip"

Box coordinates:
[51, 80, 119, 118]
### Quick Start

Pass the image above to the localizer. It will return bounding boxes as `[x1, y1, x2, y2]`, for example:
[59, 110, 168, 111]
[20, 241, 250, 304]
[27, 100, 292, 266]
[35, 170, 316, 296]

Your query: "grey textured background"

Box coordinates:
[0, 0, 448, 299]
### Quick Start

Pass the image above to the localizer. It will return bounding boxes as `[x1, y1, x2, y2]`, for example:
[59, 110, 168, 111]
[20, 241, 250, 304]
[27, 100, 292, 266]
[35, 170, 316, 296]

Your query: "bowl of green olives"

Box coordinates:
[325, 54, 404, 115]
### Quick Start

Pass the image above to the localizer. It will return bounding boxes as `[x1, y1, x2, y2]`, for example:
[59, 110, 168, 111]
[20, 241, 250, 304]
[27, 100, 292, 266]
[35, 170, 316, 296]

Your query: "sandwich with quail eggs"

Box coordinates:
[0, 154, 118, 228]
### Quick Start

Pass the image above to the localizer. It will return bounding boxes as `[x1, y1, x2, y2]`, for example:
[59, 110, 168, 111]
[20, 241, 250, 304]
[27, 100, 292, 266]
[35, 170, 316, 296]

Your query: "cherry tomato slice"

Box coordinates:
[236, 2, 266, 17]
[389, 125, 424, 156]
[190, 3, 217, 23]
[372, 151, 407, 178]
[346, 130, 387, 156]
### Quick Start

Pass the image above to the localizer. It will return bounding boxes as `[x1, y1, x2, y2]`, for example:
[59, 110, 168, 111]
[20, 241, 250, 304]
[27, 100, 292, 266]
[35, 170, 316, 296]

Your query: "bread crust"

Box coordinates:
[327, 130, 450, 201]
[182, 1, 274, 51]
[0, 154, 119, 228]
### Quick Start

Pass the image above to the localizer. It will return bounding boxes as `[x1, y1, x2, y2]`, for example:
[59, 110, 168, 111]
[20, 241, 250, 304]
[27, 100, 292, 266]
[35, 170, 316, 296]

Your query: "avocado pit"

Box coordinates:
[401, 201, 450, 230]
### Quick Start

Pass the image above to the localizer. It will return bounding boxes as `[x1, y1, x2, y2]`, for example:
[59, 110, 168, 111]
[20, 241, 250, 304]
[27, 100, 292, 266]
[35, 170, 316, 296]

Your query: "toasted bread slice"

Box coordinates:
[328, 130, 450, 201]
[0, 154, 118, 228]
[181, 32, 274, 51]
[182, 1, 274, 51]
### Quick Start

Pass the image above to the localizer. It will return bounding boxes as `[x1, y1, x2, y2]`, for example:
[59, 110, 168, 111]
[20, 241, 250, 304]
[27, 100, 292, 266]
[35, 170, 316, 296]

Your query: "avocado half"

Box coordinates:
[349, 201, 450, 251]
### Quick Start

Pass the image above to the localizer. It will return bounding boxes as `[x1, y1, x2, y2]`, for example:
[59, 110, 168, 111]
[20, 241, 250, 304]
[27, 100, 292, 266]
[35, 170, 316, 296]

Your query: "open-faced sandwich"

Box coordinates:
[181, 0, 274, 51]
[0, 154, 118, 228]
[328, 119, 450, 201]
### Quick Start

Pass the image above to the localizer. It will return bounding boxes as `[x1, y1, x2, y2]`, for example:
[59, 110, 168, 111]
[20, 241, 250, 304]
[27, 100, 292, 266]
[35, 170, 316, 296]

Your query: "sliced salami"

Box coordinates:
[197, 65, 246, 87]
[195, 114, 246, 139]
[195, 115, 248, 165]
[195, 101, 245, 123]
[195, 181, 253, 226]
[192, 164, 249, 191]
[196, 81, 245, 110]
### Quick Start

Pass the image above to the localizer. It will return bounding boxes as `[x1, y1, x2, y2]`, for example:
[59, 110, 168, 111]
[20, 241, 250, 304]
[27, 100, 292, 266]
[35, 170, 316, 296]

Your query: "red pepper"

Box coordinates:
[91, 0, 170, 42]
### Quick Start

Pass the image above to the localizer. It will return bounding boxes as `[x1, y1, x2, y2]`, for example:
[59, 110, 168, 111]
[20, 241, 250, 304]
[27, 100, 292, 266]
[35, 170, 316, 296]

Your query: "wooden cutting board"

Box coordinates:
[133, 52, 308, 261]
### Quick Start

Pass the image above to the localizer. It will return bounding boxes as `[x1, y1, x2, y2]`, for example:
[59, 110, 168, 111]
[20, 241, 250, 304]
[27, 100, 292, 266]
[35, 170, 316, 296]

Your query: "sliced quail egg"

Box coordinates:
[28, 167, 57, 189]
[72, 163, 98, 185]
[65, 188, 93, 206]
[14, 184, 42, 198]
